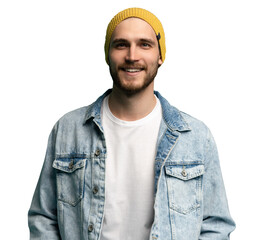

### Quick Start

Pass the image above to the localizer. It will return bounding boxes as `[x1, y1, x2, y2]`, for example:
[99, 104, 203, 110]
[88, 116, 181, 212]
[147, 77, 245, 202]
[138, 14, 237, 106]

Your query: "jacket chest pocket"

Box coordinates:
[53, 158, 87, 206]
[165, 164, 204, 215]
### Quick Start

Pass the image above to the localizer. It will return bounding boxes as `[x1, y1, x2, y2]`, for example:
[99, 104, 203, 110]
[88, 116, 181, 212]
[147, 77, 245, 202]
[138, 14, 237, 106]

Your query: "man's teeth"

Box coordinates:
[124, 69, 142, 72]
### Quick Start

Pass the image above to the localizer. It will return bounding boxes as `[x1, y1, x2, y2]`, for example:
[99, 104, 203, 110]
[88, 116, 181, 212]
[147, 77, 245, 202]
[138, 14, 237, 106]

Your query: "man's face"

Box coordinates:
[108, 18, 163, 95]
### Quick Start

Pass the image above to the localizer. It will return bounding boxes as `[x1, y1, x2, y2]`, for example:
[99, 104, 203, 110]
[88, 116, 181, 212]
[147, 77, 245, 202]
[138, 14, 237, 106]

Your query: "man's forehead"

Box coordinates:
[111, 17, 157, 40]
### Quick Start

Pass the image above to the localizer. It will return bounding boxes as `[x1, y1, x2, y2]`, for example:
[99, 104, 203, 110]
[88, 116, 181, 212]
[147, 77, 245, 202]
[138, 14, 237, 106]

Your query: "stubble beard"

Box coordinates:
[109, 63, 159, 96]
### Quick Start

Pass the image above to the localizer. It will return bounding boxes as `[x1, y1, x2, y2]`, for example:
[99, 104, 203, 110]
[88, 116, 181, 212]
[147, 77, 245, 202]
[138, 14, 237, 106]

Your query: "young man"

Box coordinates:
[28, 8, 235, 240]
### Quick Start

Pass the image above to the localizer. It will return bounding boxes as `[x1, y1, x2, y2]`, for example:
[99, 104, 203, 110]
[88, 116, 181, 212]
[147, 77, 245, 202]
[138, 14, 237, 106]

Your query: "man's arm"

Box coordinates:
[28, 126, 61, 239]
[200, 129, 235, 239]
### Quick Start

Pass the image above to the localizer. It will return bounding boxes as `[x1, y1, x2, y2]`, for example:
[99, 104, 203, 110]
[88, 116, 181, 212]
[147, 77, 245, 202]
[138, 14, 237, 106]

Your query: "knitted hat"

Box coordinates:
[104, 7, 166, 64]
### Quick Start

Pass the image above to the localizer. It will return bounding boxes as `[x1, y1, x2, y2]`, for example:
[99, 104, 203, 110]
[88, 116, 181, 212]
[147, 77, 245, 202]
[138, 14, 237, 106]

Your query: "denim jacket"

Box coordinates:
[28, 90, 235, 240]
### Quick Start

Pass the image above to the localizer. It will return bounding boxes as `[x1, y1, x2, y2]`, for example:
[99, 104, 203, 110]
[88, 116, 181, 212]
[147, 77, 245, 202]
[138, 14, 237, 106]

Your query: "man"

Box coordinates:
[28, 7, 235, 240]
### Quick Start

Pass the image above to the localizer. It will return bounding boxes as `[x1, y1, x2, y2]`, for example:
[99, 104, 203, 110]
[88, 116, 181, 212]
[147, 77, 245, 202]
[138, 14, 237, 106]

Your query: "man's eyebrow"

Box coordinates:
[139, 38, 157, 46]
[111, 38, 157, 46]
[111, 38, 129, 45]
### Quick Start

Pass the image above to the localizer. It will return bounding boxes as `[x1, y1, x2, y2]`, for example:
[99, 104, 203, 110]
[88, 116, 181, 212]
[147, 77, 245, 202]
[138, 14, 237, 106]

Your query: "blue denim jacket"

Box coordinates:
[28, 90, 235, 240]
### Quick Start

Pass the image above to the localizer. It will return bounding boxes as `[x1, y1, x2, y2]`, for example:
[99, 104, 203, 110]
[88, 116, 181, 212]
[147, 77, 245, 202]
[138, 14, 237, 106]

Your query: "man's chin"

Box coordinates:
[113, 80, 154, 96]
[115, 84, 143, 96]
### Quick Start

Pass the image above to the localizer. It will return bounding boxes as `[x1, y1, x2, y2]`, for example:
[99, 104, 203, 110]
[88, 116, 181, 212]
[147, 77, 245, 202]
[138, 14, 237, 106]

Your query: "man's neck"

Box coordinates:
[108, 84, 156, 121]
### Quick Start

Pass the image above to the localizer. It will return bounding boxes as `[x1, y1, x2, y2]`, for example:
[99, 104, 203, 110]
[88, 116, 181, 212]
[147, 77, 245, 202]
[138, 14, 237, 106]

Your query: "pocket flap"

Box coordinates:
[53, 158, 86, 173]
[165, 164, 204, 180]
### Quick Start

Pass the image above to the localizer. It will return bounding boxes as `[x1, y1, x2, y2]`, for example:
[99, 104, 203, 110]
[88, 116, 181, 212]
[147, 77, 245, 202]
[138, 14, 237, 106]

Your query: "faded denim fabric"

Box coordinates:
[28, 89, 235, 240]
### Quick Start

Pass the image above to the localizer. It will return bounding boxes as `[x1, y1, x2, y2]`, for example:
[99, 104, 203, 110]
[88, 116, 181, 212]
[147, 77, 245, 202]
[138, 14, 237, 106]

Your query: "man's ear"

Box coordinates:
[158, 57, 163, 67]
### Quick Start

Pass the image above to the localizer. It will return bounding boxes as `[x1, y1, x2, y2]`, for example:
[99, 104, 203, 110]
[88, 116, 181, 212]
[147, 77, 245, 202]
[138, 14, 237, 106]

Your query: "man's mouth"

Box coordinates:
[123, 68, 143, 73]
[120, 66, 145, 73]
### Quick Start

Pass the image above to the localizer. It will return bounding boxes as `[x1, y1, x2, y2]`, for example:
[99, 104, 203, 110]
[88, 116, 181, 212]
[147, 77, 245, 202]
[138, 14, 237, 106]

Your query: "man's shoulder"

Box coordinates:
[178, 110, 211, 140]
[53, 90, 109, 130]
[180, 110, 207, 129]
[55, 104, 93, 128]
[156, 91, 209, 134]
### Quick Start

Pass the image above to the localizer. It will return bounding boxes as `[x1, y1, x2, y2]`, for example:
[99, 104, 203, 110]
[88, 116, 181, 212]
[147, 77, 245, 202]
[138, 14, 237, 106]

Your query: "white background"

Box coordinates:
[1, 0, 259, 239]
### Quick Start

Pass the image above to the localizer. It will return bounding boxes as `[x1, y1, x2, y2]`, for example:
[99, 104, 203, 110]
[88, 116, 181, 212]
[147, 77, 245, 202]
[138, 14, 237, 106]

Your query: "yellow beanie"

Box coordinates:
[104, 7, 166, 64]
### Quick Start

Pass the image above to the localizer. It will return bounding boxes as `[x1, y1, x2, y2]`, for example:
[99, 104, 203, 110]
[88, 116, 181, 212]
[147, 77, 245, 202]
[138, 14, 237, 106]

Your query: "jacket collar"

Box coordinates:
[154, 91, 191, 132]
[84, 89, 112, 123]
[84, 89, 191, 132]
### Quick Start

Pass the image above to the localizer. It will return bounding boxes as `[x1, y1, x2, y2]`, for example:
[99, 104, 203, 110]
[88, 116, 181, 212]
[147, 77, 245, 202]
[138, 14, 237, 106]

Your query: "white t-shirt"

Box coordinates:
[100, 95, 162, 240]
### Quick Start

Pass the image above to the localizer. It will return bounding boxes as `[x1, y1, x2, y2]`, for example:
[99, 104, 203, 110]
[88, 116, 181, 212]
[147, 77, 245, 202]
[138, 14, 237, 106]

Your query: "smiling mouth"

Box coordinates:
[124, 68, 143, 72]
[121, 67, 145, 73]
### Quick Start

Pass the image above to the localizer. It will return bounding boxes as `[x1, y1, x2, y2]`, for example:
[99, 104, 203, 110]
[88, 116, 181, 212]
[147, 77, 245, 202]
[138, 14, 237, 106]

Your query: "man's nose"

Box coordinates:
[125, 45, 139, 62]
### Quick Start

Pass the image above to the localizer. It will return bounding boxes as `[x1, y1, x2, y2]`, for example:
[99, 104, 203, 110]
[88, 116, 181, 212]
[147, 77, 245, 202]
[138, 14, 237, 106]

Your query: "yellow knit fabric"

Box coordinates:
[104, 8, 166, 64]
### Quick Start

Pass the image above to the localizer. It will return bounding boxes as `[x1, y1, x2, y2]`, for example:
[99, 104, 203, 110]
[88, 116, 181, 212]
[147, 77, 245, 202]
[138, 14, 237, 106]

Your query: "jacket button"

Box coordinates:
[68, 160, 74, 169]
[181, 166, 187, 177]
[88, 224, 94, 232]
[182, 170, 187, 177]
[95, 149, 100, 156]
[93, 186, 99, 194]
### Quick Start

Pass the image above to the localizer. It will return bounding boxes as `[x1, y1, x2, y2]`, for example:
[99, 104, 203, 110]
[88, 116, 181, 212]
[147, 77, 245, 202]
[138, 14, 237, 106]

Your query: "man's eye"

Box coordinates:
[116, 43, 127, 48]
[141, 43, 151, 48]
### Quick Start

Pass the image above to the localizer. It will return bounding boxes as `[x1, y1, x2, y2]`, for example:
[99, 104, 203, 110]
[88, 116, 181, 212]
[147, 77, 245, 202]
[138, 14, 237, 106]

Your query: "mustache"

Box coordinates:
[119, 64, 146, 70]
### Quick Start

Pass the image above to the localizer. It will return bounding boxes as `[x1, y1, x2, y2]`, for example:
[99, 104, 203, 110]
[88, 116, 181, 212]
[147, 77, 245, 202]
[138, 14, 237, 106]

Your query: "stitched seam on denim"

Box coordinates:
[171, 203, 200, 215]
[164, 161, 204, 166]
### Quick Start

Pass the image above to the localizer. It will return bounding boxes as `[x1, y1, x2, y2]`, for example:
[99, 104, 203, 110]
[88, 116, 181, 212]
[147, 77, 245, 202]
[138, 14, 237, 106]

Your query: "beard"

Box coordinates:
[109, 62, 159, 96]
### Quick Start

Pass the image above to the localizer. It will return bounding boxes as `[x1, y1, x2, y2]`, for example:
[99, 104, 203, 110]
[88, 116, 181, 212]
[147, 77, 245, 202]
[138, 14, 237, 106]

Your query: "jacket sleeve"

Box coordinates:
[199, 129, 235, 239]
[28, 125, 61, 239]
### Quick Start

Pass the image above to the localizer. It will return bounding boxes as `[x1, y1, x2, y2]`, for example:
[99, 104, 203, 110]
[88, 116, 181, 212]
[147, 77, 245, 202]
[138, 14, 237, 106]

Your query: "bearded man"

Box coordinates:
[28, 7, 235, 240]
